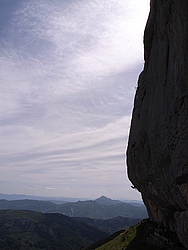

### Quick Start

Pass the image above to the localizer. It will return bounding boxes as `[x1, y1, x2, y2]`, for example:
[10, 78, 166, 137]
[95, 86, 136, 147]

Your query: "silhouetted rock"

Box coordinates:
[127, 1, 188, 248]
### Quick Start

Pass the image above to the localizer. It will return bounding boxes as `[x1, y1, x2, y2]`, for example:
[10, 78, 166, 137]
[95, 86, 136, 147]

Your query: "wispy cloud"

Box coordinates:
[45, 187, 57, 191]
[0, 0, 150, 199]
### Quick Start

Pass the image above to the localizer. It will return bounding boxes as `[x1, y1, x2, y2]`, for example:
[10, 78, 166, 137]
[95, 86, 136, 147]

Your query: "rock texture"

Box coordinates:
[127, 0, 188, 248]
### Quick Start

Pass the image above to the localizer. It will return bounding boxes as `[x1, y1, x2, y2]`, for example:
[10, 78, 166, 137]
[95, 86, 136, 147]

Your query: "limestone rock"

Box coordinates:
[127, 0, 188, 248]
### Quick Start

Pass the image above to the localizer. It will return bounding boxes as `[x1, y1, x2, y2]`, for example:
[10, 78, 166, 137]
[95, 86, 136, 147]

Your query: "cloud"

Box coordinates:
[45, 187, 57, 191]
[0, 0, 150, 200]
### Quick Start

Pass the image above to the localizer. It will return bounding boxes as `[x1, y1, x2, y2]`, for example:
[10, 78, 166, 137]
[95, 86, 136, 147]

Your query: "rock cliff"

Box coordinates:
[127, 0, 188, 248]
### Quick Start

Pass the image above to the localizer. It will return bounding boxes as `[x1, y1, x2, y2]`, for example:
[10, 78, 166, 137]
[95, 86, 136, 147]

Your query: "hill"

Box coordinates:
[0, 197, 147, 219]
[0, 199, 57, 212]
[0, 209, 108, 250]
[74, 216, 141, 234]
[82, 219, 186, 250]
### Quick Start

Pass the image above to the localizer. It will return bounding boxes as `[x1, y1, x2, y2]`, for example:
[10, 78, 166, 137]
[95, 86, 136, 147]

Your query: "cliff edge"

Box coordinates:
[127, 0, 188, 248]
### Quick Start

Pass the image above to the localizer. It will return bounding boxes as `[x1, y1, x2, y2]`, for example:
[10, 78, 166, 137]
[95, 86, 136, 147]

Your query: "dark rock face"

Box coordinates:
[127, 0, 188, 248]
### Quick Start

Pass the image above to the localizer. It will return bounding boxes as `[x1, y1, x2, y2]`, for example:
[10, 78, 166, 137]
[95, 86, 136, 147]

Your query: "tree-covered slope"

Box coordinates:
[0, 210, 108, 250]
[74, 216, 141, 234]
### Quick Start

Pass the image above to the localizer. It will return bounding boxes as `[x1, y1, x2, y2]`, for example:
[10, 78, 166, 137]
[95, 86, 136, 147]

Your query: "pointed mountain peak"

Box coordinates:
[94, 196, 121, 206]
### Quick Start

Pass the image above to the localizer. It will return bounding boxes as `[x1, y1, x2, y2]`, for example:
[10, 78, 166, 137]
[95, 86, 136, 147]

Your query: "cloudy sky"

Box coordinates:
[0, 0, 150, 200]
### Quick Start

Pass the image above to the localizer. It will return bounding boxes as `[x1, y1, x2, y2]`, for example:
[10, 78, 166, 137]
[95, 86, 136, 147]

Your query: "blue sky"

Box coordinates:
[0, 0, 150, 200]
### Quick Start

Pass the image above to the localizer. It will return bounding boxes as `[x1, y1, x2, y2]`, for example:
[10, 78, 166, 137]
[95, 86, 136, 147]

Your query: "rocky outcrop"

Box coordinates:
[127, 0, 188, 248]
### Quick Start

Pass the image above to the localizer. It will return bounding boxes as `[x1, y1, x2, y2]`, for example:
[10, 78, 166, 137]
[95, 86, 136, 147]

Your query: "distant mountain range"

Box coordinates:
[0, 196, 148, 249]
[0, 193, 79, 203]
[0, 196, 148, 219]
[0, 193, 144, 204]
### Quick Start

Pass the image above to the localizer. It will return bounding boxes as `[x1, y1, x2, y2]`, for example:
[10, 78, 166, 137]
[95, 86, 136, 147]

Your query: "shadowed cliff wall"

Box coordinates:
[127, 0, 188, 248]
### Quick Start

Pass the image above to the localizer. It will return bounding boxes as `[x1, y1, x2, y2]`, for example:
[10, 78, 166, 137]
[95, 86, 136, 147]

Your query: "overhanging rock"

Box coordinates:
[127, 1, 188, 248]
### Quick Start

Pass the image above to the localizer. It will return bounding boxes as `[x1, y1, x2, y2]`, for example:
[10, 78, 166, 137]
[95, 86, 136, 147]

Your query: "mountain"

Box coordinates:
[74, 216, 142, 234]
[126, 0, 188, 248]
[82, 219, 186, 250]
[54, 199, 148, 219]
[0, 199, 57, 212]
[0, 198, 148, 219]
[94, 196, 121, 206]
[0, 209, 108, 250]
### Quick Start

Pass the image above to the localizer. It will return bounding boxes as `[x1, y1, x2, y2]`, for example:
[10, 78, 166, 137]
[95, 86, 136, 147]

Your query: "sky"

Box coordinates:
[0, 0, 150, 200]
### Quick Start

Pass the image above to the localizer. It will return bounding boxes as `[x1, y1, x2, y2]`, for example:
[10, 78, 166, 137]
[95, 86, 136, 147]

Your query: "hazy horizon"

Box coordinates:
[0, 192, 144, 203]
[0, 0, 150, 201]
